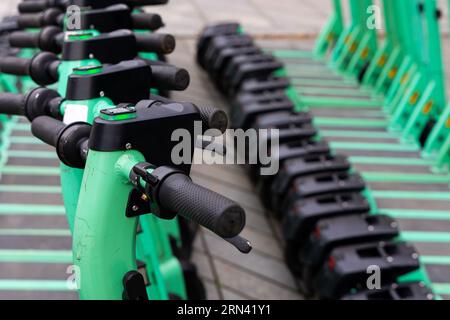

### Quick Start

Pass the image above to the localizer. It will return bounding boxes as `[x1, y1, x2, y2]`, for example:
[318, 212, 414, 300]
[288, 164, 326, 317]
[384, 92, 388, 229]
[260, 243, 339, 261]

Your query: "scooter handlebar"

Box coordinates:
[0, 56, 31, 76]
[135, 33, 175, 54]
[149, 64, 190, 91]
[197, 106, 228, 134]
[17, 8, 62, 28]
[19, 0, 169, 13]
[0, 93, 26, 116]
[131, 12, 164, 31]
[9, 30, 40, 48]
[9, 26, 62, 53]
[18, 0, 51, 14]
[128, 0, 169, 5]
[31, 115, 65, 147]
[157, 171, 246, 238]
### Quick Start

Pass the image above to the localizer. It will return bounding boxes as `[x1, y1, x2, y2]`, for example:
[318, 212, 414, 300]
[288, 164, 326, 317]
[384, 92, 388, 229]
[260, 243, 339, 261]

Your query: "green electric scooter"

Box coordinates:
[26, 98, 250, 299]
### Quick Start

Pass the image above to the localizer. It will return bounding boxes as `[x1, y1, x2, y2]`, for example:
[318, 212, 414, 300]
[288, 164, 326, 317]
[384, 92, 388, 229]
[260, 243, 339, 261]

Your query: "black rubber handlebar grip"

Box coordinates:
[0, 93, 26, 115]
[158, 173, 246, 238]
[0, 21, 20, 34]
[19, 0, 169, 13]
[128, 0, 169, 5]
[10, 27, 62, 53]
[18, 0, 51, 13]
[17, 13, 44, 28]
[150, 65, 190, 91]
[31, 115, 65, 148]
[0, 56, 31, 76]
[131, 13, 164, 31]
[135, 33, 175, 54]
[17, 8, 62, 28]
[198, 106, 228, 134]
[9, 31, 40, 48]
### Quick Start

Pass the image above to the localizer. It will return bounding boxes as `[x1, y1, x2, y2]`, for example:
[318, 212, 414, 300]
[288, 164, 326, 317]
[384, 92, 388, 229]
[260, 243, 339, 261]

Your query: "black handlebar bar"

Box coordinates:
[30, 109, 246, 242]
[0, 20, 19, 34]
[31, 115, 65, 147]
[18, 0, 55, 14]
[9, 30, 39, 48]
[0, 52, 59, 86]
[9, 26, 62, 53]
[0, 88, 62, 120]
[9, 28, 172, 55]
[31, 115, 90, 168]
[19, 0, 169, 13]
[0, 93, 26, 116]
[152, 168, 245, 239]
[30, 115, 245, 240]
[128, 0, 169, 5]
[131, 13, 164, 31]
[17, 8, 62, 28]
[145, 62, 190, 91]
[135, 33, 175, 54]
[0, 56, 30, 76]
[197, 106, 228, 134]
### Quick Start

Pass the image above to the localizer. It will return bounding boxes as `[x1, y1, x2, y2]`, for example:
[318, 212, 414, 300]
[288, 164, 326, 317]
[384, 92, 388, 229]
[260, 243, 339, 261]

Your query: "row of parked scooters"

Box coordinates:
[0, 1, 250, 300]
[196, 22, 435, 300]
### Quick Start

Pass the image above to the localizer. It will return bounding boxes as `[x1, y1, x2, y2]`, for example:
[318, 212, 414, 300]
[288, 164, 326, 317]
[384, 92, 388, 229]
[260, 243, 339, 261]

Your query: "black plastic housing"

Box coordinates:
[314, 241, 420, 299]
[270, 154, 351, 209]
[282, 192, 371, 244]
[197, 22, 241, 68]
[62, 30, 137, 62]
[65, 60, 151, 104]
[89, 100, 201, 174]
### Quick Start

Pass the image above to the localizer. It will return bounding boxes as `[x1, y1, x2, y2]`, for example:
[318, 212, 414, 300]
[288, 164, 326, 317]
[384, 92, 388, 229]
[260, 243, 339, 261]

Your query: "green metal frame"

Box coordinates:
[73, 149, 181, 299]
[314, 0, 344, 58]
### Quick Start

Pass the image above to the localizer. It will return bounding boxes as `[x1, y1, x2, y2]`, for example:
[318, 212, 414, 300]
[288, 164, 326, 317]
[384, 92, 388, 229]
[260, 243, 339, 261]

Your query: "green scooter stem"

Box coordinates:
[73, 150, 142, 299]
[56, 92, 187, 299]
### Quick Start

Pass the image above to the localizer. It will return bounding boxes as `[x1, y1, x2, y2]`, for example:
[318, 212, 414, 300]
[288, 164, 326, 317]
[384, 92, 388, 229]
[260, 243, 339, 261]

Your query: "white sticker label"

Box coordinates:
[64, 104, 88, 124]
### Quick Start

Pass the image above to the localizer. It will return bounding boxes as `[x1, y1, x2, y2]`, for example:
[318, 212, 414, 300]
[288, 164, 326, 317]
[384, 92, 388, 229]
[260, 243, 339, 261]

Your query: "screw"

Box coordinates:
[132, 205, 139, 212]
[126, 143, 132, 150]
[99, 91, 105, 97]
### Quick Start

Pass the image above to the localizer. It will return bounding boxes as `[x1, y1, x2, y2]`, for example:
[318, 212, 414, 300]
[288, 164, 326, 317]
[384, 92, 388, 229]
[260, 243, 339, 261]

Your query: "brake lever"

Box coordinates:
[224, 235, 252, 254]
